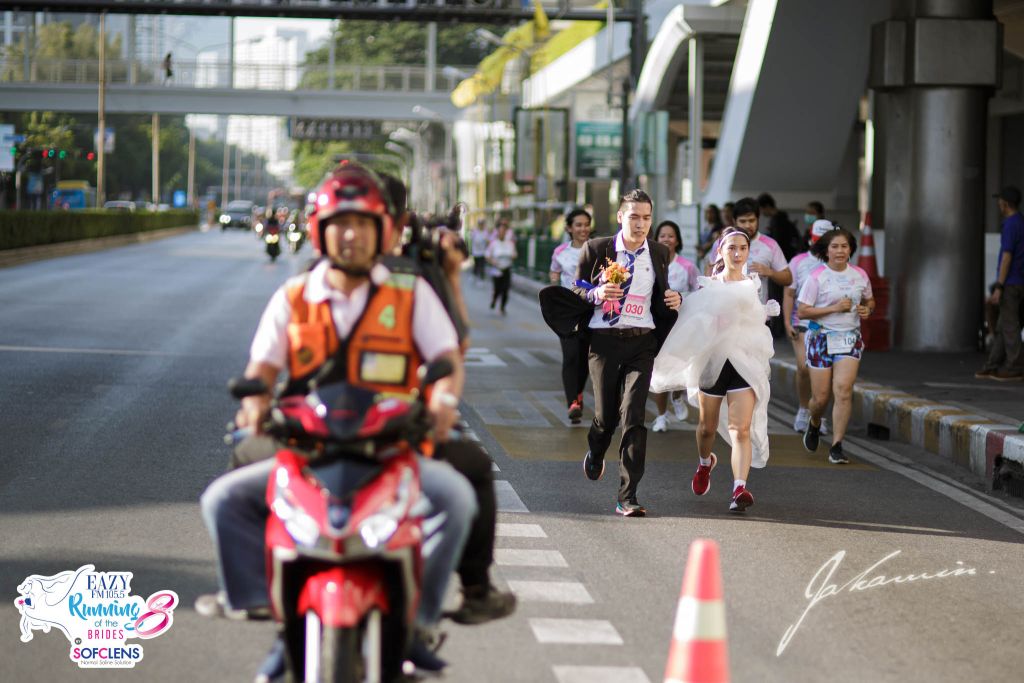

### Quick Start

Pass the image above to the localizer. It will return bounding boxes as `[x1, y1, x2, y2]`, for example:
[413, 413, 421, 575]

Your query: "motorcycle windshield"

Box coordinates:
[313, 383, 382, 442]
[310, 458, 381, 500]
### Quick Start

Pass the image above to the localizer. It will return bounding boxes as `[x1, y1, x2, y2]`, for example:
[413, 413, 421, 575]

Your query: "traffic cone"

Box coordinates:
[857, 211, 879, 280]
[664, 539, 729, 683]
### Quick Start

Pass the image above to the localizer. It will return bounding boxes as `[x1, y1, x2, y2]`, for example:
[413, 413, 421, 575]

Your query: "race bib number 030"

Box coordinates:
[620, 294, 648, 322]
[825, 330, 858, 355]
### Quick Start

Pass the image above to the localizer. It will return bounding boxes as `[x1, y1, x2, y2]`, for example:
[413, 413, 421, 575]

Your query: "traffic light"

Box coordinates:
[87, 151, 96, 161]
[58, 150, 66, 159]
[47, 149, 54, 158]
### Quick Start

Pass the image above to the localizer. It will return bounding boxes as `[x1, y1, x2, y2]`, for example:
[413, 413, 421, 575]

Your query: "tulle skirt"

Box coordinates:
[650, 276, 774, 467]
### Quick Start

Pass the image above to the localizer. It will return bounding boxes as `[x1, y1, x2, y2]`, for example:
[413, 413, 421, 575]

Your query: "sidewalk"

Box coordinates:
[510, 272, 1024, 492]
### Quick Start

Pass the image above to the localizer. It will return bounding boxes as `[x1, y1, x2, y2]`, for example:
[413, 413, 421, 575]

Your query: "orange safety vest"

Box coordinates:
[285, 271, 423, 398]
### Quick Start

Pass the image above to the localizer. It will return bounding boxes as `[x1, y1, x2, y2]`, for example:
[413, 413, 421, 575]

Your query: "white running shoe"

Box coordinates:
[652, 414, 669, 433]
[671, 396, 688, 422]
[793, 408, 810, 432]
[821, 418, 830, 436]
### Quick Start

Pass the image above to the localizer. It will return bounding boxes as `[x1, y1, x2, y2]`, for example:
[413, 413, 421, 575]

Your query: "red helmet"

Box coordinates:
[310, 163, 393, 256]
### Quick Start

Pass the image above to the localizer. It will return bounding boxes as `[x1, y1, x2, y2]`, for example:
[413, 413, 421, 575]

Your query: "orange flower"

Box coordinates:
[601, 258, 630, 285]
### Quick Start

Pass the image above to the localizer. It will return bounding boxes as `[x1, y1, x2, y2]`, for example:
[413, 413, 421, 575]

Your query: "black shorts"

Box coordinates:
[699, 360, 751, 397]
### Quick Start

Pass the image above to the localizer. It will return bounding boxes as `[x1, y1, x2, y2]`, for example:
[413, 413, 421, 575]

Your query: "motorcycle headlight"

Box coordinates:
[272, 469, 320, 547]
[357, 466, 414, 549]
[219, 214, 230, 223]
[288, 231, 301, 241]
[267, 234, 280, 244]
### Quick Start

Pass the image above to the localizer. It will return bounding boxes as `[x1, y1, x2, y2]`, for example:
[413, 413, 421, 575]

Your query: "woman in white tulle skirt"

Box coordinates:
[650, 228, 779, 512]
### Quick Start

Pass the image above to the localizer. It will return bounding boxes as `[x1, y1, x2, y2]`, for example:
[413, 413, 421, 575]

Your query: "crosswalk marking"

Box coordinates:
[507, 580, 594, 604]
[495, 522, 546, 538]
[464, 347, 507, 367]
[494, 549, 567, 567]
[553, 666, 652, 683]
[529, 618, 623, 644]
[494, 480, 529, 513]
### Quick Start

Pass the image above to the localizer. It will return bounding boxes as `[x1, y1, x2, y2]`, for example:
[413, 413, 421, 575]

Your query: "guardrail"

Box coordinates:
[0, 58, 472, 93]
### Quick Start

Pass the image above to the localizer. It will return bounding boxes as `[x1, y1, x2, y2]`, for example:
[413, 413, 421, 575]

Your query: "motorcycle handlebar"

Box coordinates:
[228, 377, 269, 400]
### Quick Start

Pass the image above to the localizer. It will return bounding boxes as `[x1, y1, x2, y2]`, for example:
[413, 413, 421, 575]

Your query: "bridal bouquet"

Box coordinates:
[599, 258, 630, 316]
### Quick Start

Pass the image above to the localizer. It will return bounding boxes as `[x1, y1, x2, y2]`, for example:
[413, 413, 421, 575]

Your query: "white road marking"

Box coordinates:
[508, 580, 594, 604]
[495, 549, 567, 567]
[491, 461, 501, 472]
[553, 666, 651, 683]
[0, 344, 180, 357]
[529, 618, 623, 644]
[494, 480, 529, 513]
[466, 389, 550, 428]
[464, 347, 507, 367]
[495, 522, 546, 538]
[505, 348, 545, 367]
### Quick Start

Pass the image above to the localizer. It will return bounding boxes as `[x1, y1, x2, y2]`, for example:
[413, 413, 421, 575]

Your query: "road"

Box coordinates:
[2, 230, 1023, 683]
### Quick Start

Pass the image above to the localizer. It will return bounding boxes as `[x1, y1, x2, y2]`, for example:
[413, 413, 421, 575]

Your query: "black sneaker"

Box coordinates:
[406, 631, 447, 675]
[615, 500, 647, 517]
[803, 421, 821, 453]
[446, 584, 517, 625]
[583, 451, 605, 481]
[974, 367, 998, 379]
[828, 442, 849, 464]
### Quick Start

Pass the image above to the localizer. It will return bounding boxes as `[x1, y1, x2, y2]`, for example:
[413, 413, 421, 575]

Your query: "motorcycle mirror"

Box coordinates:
[228, 376, 269, 400]
[418, 358, 454, 389]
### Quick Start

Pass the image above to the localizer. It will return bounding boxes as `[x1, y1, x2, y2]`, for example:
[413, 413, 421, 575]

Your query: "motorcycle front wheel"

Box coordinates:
[305, 609, 387, 683]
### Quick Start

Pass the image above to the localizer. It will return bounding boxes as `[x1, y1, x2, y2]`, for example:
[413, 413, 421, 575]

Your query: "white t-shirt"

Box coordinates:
[797, 264, 874, 332]
[485, 239, 516, 272]
[711, 233, 788, 303]
[589, 232, 656, 330]
[550, 241, 584, 289]
[470, 228, 489, 257]
[250, 260, 459, 370]
[786, 252, 820, 328]
[667, 254, 700, 295]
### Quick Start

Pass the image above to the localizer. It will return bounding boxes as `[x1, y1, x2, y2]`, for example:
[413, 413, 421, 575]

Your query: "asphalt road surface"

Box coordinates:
[2, 230, 1023, 683]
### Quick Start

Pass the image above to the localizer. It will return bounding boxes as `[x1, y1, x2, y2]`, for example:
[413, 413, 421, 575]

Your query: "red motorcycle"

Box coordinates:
[229, 360, 452, 682]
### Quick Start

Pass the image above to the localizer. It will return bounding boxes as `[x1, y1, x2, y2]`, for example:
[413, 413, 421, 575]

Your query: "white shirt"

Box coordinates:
[588, 231, 656, 330]
[550, 241, 585, 289]
[797, 263, 873, 332]
[470, 228, 489, 257]
[250, 260, 459, 370]
[786, 252, 820, 328]
[711, 233, 789, 303]
[667, 254, 700, 295]
[485, 239, 516, 271]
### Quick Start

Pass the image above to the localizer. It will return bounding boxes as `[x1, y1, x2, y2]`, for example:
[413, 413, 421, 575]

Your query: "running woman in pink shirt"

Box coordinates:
[797, 227, 875, 464]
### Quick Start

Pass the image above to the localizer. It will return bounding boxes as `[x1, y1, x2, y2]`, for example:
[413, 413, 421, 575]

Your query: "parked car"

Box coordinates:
[103, 201, 136, 212]
[219, 200, 255, 230]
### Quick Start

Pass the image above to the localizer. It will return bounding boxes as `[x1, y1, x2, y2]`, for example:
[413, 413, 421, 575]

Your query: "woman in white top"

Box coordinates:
[796, 226, 875, 465]
[548, 208, 593, 422]
[485, 221, 517, 315]
[650, 220, 700, 432]
[652, 228, 778, 513]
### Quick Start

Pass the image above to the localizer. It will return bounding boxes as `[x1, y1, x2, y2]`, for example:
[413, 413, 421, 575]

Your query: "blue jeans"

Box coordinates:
[199, 451, 476, 627]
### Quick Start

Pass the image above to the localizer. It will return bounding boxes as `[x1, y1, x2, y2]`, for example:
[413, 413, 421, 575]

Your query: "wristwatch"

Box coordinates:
[993, 282, 1005, 291]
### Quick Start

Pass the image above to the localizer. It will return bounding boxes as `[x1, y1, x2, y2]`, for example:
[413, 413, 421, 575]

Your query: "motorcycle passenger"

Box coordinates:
[379, 172, 516, 624]
[197, 164, 476, 678]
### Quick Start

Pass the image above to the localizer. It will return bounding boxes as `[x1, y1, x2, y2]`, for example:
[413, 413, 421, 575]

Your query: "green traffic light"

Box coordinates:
[58, 150, 66, 159]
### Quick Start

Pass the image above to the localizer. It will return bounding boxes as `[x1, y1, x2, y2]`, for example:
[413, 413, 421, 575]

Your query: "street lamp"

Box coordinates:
[412, 105, 455, 210]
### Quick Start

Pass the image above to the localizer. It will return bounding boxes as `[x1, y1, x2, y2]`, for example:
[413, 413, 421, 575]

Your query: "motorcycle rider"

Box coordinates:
[197, 164, 478, 678]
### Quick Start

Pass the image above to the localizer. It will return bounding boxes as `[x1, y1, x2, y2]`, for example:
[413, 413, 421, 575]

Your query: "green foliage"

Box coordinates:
[0, 210, 198, 250]
[293, 137, 403, 190]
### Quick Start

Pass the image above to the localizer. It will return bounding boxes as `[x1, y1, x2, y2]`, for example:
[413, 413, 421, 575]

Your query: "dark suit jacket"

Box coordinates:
[569, 235, 678, 351]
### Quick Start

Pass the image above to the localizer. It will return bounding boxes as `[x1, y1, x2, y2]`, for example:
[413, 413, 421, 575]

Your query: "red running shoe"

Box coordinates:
[568, 394, 583, 424]
[691, 453, 717, 496]
[729, 485, 754, 513]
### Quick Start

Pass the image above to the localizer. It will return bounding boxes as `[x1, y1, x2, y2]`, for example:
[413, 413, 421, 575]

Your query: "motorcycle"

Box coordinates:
[286, 221, 306, 254]
[228, 359, 452, 683]
[265, 222, 282, 262]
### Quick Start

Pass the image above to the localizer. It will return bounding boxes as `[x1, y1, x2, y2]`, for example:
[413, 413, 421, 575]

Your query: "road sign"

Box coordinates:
[94, 127, 115, 154]
[574, 121, 622, 180]
[288, 118, 380, 142]
[0, 124, 14, 172]
[173, 190, 186, 208]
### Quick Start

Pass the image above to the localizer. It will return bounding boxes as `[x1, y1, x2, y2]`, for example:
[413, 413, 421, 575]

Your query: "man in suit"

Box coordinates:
[572, 189, 681, 516]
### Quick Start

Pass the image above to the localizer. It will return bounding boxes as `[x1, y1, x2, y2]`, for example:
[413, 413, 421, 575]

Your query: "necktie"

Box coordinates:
[605, 247, 644, 326]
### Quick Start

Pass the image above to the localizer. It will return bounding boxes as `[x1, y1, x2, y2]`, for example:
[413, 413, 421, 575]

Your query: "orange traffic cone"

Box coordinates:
[664, 539, 729, 683]
[857, 211, 879, 280]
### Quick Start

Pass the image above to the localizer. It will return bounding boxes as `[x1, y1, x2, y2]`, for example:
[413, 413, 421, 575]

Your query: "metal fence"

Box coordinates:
[0, 57, 471, 93]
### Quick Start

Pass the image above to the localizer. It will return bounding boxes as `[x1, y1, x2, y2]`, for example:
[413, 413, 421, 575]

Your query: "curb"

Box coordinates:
[769, 358, 1024, 488]
[511, 272, 547, 300]
[0, 226, 197, 269]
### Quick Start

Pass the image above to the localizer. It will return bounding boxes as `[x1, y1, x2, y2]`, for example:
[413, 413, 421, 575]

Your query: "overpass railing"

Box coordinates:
[0, 57, 471, 93]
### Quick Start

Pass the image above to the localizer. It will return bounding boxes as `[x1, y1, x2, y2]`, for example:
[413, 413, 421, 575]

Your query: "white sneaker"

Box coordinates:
[820, 419, 830, 436]
[793, 408, 810, 432]
[671, 396, 688, 422]
[652, 414, 669, 433]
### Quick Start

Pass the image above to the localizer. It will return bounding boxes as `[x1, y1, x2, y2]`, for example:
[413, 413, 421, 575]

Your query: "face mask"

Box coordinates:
[804, 213, 816, 225]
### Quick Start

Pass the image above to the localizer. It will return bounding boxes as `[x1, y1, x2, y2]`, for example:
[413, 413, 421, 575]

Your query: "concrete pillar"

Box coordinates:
[870, 0, 999, 350]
